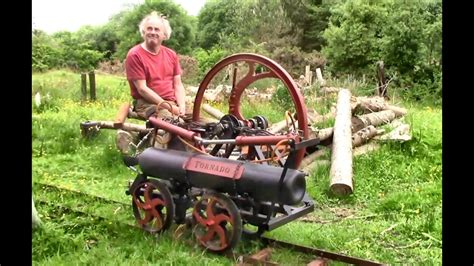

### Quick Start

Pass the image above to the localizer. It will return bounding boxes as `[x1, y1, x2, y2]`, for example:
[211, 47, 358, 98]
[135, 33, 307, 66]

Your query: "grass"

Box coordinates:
[32, 69, 442, 265]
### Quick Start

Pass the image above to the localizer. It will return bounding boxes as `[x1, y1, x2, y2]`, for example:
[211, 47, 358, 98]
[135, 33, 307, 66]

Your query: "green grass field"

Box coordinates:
[32, 70, 442, 265]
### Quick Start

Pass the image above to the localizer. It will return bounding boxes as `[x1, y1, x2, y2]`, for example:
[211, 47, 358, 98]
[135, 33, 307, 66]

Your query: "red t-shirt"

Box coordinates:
[125, 44, 182, 101]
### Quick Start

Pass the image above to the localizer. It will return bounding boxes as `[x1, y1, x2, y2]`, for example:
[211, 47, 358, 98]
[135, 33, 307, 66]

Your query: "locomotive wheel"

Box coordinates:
[131, 179, 175, 233]
[192, 53, 309, 168]
[192, 192, 242, 252]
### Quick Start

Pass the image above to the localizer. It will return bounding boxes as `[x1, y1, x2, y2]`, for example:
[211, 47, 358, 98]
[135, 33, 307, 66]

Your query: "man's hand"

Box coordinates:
[171, 104, 180, 115]
[158, 101, 180, 116]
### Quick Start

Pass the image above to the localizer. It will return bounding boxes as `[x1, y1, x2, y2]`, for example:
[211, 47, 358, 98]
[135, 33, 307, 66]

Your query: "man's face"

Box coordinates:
[143, 17, 166, 48]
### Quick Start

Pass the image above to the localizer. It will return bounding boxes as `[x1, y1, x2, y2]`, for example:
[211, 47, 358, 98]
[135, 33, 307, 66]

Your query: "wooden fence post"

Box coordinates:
[89, 71, 96, 101]
[315, 68, 326, 87]
[81, 73, 87, 100]
[376, 61, 388, 98]
[305, 65, 313, 86]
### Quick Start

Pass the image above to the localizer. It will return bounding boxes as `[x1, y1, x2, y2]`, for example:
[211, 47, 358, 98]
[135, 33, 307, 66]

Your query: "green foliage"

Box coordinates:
[76, 24, 121, 60]
[322, 0, 387, 75]
[192, 47, 229, 77]
[280, 0, 335, 52]
[197, 0, 257, 50]
[32, 30, 62, 72]
[32, 30, 105, 72]
[322, 0, 442, 102]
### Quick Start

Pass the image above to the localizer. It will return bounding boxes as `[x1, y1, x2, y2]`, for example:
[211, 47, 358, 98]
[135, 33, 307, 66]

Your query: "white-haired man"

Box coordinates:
[125, 11, 186, 119]
[117, 11, 186, 154]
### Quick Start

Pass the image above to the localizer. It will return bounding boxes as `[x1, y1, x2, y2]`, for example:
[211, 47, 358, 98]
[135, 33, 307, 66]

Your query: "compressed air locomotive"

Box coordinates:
[119, 53, 319, 252]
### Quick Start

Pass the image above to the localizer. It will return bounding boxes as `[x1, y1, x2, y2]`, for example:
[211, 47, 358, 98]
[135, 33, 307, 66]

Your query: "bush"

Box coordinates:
[192, 47, 229, 78]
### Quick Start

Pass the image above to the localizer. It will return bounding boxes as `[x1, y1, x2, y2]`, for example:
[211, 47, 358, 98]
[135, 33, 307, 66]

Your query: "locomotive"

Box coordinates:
[86, 53, 320, 252]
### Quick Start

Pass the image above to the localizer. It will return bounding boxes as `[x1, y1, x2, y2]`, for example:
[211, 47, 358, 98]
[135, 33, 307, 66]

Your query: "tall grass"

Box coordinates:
[32, 70, 442, 265]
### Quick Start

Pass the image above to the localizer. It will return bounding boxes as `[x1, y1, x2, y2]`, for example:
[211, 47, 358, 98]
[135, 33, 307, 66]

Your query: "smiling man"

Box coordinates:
[117, 11, 186, 155]
[125, 11, 185, 119]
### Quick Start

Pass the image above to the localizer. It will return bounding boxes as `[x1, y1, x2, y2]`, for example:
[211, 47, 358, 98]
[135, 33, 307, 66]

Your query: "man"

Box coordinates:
[125, 11, 186, 119]
[117, 11, 186, 154]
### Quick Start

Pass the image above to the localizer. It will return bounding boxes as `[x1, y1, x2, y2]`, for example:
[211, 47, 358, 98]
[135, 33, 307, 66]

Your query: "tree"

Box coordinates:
[321, 0, 442, 101]
[52, 31, 105, 71]
[321, 0, 387, 75]
[196, 0, 255, 50]
[76, 24, 121, 60]
[280, 0, 335, 52]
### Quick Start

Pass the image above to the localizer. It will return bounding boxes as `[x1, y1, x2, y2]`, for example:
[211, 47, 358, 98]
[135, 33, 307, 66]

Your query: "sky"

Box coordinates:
[32, 0, 206, 34]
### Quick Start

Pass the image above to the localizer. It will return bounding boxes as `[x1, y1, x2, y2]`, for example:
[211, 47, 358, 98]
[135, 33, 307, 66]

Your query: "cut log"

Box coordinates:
[356, 96, 407, 116]
[356, 96, 386, 113]
[352, 125, 378, 147]
[385, 105, 407, 117]
[351, 110, 397, 132]
[202, 103, 225, 120]
[298, 148, 328, 170]
[329, 89, 353, 196]
[308, 127, 333, 148]
[268, 119, 288, 134]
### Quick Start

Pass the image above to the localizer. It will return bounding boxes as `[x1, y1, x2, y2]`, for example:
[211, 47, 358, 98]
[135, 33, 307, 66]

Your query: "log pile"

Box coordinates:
[300, 91, 410, 196]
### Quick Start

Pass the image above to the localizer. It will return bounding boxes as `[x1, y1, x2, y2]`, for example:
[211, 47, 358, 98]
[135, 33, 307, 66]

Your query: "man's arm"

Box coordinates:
[173, 75, 186, 115]
[133, 80, 179, 115]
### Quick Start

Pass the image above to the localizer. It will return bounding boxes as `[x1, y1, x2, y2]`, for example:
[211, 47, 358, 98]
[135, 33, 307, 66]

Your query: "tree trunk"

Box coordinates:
[329, 89, 353, 196]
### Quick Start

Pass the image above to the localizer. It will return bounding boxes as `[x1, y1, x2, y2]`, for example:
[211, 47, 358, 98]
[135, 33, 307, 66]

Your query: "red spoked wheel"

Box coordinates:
[192, 192, 242, 252]
[192, 53, 309, 168]
[131, 179, 175, 233]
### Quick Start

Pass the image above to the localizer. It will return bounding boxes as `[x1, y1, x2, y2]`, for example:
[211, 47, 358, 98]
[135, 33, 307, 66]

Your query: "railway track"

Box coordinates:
[34, 182, 386, 265]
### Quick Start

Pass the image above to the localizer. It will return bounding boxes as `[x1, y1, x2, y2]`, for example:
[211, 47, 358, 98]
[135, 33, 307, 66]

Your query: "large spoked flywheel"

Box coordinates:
[192, 53, 309, 168]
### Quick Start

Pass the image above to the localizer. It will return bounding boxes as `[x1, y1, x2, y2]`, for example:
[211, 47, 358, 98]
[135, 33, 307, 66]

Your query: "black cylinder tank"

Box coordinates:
[138, 148, 306, 205]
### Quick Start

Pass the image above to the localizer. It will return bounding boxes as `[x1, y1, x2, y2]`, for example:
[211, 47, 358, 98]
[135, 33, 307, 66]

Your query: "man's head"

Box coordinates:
[139, 11, 172, 47]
